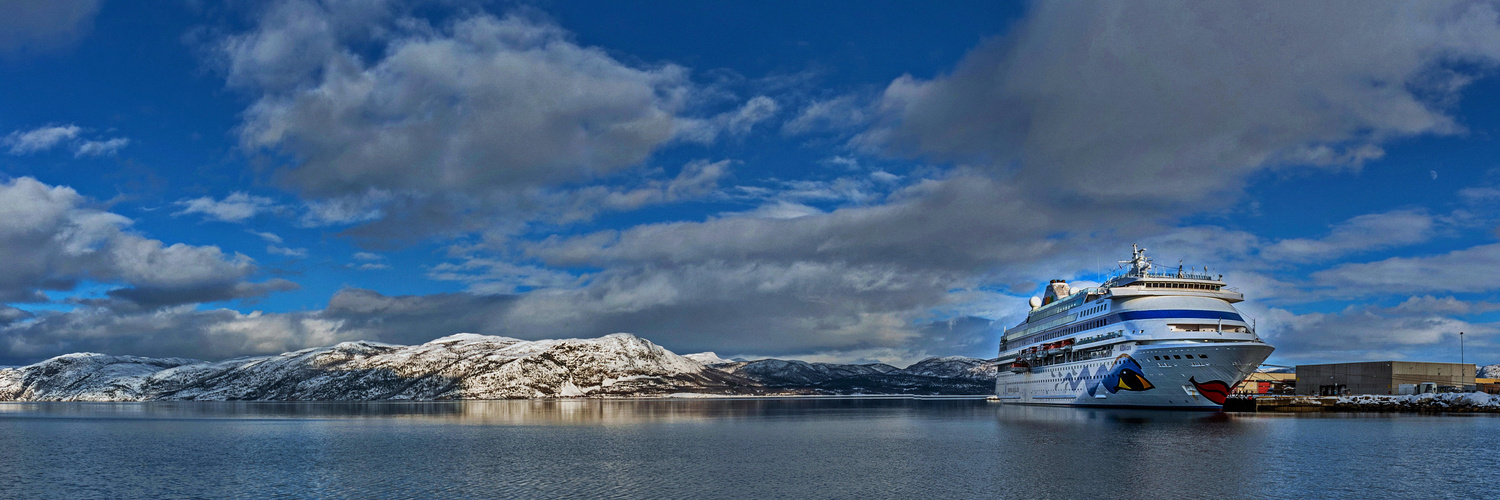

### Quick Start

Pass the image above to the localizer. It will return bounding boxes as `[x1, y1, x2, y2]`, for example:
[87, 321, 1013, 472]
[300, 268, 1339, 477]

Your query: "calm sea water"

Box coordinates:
[0, 398, 1493, 499]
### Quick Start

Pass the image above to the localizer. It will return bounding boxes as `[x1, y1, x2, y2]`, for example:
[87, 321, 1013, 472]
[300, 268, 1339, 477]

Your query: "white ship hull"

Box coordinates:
[994, 341, 1272, 408]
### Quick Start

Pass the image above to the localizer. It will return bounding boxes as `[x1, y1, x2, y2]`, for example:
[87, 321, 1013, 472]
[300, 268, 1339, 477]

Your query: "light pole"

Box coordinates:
[1461, 331, 1465, 367]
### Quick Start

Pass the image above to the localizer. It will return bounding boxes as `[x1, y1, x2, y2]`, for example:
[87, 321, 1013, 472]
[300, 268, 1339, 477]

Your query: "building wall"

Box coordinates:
[1392, 362, 1474, 391]
[1295, 362, 1393, 395]
[1295, 361, 1476, 395]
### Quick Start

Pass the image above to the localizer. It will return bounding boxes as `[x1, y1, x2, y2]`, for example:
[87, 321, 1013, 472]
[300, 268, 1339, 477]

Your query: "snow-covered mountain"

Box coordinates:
[682, 352, 736, 366]
[1479, 364, 1500, 379]
[0, 333, 1003, 401]
[0, 333, 754, 401]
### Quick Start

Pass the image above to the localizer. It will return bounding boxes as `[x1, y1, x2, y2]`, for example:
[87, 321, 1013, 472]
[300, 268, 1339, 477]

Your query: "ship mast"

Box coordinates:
[1118, 244, 1153, 276]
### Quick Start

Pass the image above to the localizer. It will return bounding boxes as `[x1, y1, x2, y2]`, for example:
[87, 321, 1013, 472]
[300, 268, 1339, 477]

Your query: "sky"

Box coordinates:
[1, 0, 1500, 367]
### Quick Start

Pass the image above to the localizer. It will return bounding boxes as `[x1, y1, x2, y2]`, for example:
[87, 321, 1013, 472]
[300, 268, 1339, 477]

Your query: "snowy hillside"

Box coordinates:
[1479, 364, 1500, 379]
[683, 352, 736, 365]
[0, 333, 754, 401]
[0, 333, 1004, 401]
[899, 356, 1000, 381]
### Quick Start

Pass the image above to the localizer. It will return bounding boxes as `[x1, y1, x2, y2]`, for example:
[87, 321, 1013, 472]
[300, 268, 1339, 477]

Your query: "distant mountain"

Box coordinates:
[713, 356, 999, 395]
[0, 334, 999, 401]
[1480, 364, 1500, 379]
[899, 356, 998, 381]
[809, 373, 995, 395]
[714, 359, 899, 387]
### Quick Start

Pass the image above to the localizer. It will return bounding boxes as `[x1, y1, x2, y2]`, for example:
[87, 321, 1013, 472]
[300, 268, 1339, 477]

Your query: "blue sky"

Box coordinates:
[1, 0, 1499, 367]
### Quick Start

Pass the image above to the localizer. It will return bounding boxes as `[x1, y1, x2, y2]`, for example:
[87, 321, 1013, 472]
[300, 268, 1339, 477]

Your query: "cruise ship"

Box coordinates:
[994, 246, 1274, 408]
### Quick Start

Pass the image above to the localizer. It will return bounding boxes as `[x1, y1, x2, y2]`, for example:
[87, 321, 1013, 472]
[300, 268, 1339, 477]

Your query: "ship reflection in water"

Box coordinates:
[0, 398, 1496, 499]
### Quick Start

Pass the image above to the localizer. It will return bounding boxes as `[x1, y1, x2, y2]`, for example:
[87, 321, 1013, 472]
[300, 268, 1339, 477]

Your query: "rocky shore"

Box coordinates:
[1227, 393, 1500, 413]
[1333, 393, 1500, 412]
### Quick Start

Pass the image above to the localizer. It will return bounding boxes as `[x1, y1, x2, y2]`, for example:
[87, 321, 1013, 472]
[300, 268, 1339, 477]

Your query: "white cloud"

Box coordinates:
[0, 177, 292, 308]
[679, 96, 781, 142]
[230, 6, 690, 198]
[3, 125, 130, 157]
[248, 230, 284, 244]
[729, 201, 823, 220]
[783, 95, 867, 135]
[1261, 209, 1437, 262]
[267, 245, 308, 258]
[870, 170, 902, 184]
[73, 137, 129, 157]
[547, 159, 732, 223]
[1312, 243, 1500, 295]
[298, 192, 388, 227]
[3, 125, 80, 154]
[174, 192, 281, 223]
[1257, 302, 1496, 363]
[427, 258, 582, 294]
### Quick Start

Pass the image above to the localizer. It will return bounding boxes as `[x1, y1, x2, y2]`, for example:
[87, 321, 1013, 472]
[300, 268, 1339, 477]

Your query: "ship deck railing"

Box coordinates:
[1074, 331, 1123, 346]
[1101, 270, 1217, 287]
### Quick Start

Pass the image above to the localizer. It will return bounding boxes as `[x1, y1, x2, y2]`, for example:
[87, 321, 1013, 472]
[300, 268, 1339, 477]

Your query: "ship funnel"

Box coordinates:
[1042, 279, 1070, 305]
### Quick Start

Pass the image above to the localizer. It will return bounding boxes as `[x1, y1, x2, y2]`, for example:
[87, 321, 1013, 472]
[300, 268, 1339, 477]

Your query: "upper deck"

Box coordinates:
[1002, 246, 1242, 341]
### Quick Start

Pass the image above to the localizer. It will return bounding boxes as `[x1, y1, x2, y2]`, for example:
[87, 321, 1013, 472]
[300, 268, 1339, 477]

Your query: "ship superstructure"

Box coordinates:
[994, 246, 1274, 408]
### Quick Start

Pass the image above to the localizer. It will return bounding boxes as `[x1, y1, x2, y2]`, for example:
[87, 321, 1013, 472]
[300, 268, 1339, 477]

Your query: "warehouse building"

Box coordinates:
[1294, 361, 1475, 396]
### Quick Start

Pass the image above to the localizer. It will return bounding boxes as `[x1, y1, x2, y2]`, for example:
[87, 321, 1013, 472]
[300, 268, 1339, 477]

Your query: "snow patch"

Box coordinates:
[683, 352, 734, 366]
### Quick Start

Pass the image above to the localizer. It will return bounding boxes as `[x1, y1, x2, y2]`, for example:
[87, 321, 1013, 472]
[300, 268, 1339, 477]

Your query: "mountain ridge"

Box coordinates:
[0, 333, 998, 401]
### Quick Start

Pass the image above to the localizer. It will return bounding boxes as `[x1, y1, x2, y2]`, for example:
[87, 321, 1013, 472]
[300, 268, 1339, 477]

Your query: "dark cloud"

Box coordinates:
[0, 305, 32, 327]
[860, 1, 1500, 211]
[320, 288, 517, 345]
[0, 288, 515, 365]
[0, 306, 320, 365]
[99, 279, 301, 312]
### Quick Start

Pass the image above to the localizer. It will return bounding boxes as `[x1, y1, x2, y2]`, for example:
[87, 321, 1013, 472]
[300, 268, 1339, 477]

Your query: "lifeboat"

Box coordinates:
[1010, 360, 1030, 373]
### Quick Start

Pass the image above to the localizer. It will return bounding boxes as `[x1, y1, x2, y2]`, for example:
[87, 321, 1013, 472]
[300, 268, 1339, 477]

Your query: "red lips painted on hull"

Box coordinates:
[1190, 377, 1234, 405]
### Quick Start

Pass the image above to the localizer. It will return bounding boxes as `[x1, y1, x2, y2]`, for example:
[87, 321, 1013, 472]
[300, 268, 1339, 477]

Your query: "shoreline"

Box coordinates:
[1226, 392, 1500, 413]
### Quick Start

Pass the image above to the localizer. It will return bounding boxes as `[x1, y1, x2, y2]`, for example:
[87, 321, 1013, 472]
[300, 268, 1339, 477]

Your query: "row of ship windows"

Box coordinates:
[1156, 355, 1208, 360]
[1016, 319, 1109, 347]
[1144, 282, 1221, 291]
[1076, 303, 1106, 317]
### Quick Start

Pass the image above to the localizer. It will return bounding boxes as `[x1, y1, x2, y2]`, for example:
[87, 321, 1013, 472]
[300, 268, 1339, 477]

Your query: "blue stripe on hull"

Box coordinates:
[1115, 309, 1243, 322]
